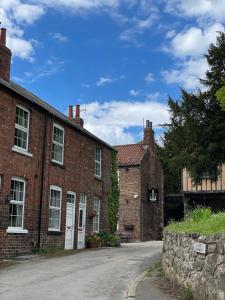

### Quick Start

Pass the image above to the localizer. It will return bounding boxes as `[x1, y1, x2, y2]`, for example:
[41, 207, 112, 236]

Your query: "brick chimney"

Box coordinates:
[0, 28, 12, 82]
[68, 105, 84, 128]
[143, 120, 155, 150]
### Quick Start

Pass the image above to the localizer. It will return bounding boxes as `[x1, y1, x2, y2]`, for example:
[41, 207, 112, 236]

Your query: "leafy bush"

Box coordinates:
[97, 231, 111, 246]
[97, 231, 121, 247]
[107, 234, 121, 247]
[165, 207, 225, 235]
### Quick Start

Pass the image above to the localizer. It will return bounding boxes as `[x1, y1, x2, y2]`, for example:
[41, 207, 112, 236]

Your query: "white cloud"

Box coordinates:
[8, 36, 35, 61]
[161, 57, 208, 89]
[80, 96, 169, 145]
[145, 72, 154, 83]
[0, 1, 44, 61]
[165, 0, 225, 22]
[51, 32, 68, 42]
[35, 0, 120, 11]
[119, 13, 158, 44]
[166, 29, 176, 39]
[12, 4, 44, 24]
[162, 23, 224, 89]
[96, 77, 113, 87]
[129, 89, 140, 96]
[20, 57, 65, 82]
[168, 23, 224, 58]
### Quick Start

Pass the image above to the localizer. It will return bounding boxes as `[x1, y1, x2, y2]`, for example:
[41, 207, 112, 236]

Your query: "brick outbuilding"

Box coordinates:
[0, 28, 112, 258]
[115, 121, 164, 241]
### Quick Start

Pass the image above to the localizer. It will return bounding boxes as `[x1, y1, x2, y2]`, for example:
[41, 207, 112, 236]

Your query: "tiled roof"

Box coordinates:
[114, 144, 147, 166]
[0, 79, 113, 149]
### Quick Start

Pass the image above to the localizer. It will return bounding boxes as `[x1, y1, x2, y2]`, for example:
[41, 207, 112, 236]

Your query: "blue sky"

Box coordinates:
[1, 0, 225, 145]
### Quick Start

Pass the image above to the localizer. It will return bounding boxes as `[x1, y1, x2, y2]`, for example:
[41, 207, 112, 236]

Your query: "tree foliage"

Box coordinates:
[108, 149, 119, 234]
[159, 31, 225, 184]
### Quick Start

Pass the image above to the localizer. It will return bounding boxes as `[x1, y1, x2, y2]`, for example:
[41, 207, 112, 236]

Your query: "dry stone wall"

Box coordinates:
[162, 232, 225, 300]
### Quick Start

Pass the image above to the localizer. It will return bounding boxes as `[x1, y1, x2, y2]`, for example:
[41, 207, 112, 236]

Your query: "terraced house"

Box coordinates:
[0, 28, 112, 258]
[115, 121, 164, 242]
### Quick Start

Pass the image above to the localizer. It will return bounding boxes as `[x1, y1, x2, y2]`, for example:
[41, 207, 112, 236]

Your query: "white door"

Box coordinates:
[65, 192, 76, 250]
[77, 194, 87, 249]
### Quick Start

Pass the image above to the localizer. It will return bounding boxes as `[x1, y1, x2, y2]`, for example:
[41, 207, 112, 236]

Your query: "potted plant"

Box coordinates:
[86, 234, 101, 248]
[88, 210, 97, 218]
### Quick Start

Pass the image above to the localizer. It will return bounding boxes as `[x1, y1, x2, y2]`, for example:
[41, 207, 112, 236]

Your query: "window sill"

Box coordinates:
[12, 147, 33, 158]
[94, 175, 102, 182]
[6, 228, 28, 234]
[51, 161, 65, 169]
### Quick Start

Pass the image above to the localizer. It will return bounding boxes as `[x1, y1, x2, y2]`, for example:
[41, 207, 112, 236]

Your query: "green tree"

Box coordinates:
[161, 31, 225, 183]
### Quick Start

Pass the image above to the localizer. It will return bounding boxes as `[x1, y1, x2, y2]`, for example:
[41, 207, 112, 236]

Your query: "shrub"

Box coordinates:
[97, 231, 121, 247]
[97, 231, 111, 246]
[107, 234, 121, 247]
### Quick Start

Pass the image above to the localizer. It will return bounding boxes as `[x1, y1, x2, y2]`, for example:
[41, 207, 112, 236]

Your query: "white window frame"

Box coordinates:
[7, 177, 27, 233]
[67, 191, 76, 204]
[94, 147, 102, 178]
[49, 185, 62, 232]
[14, 105, 30, 152]
[92, 197, 100, 233]
[52, 123, 65, 165]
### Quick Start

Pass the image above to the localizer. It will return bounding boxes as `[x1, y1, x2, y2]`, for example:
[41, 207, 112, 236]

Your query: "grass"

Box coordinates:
[146, 259, 165, 277]
[165, 207, 225, 235]
[178, 288, 193, 300]
[146, 260, 193, 299]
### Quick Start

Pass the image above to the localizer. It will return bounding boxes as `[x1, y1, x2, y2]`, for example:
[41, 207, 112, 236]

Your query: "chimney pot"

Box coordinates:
[68, 105, 73, 119]
[0, 28, 7, 46]
[74, 104, 84, 127]
[146, 120, 152, 129]
[76, 105, 80, 118]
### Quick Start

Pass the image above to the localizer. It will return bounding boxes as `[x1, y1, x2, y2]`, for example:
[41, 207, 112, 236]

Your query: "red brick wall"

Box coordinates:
[141, 149, 164, 241]
[118, 166, 142, 241]
[117, 124, 164, 242]
[0, 86, 112, 257]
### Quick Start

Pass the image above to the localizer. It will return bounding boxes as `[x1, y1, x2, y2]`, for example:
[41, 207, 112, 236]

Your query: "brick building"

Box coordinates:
[115, 121, 164, 241]
[0, 28, 112, 258]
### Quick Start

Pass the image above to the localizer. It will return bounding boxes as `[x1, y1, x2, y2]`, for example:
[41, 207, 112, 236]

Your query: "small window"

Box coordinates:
[49, 186, 62, 231]
[52, 124, 64, 165]
[93, 197, 100, 233]
[95, 147, 102, 178]
[8, 178, 26, 229]
[14, 105, 30, 151]
[67, 192, 75, 204]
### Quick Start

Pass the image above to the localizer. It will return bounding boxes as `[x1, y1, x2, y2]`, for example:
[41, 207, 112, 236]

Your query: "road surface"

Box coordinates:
[0, 241, 162, 300]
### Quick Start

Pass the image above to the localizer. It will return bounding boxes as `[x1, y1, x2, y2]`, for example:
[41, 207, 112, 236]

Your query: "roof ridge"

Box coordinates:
[0, 79, 113, 150]
[114, 143, 142, 147]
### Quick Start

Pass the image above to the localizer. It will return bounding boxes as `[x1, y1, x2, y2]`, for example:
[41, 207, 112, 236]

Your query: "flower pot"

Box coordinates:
[88, 240, 98, 248]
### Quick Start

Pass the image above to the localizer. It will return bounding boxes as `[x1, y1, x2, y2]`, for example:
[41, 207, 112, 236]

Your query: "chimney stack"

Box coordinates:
[144, 119, 154, 149]
[68, 105, 73, 119]
[74, 105, 84, 127]
[68, 105, 84, 127]
[0, 28, 12, 82]
[0, 28, 7, 46]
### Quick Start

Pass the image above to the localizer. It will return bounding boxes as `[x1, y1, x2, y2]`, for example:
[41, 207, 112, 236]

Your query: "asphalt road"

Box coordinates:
[0, 241, 162, 300]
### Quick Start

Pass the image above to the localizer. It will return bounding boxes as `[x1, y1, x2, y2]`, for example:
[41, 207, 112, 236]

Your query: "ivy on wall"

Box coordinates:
[108, 149, 120, 234]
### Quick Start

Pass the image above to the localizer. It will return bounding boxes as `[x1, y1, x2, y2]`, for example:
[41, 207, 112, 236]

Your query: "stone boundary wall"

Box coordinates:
[162, 232, 225, 300]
